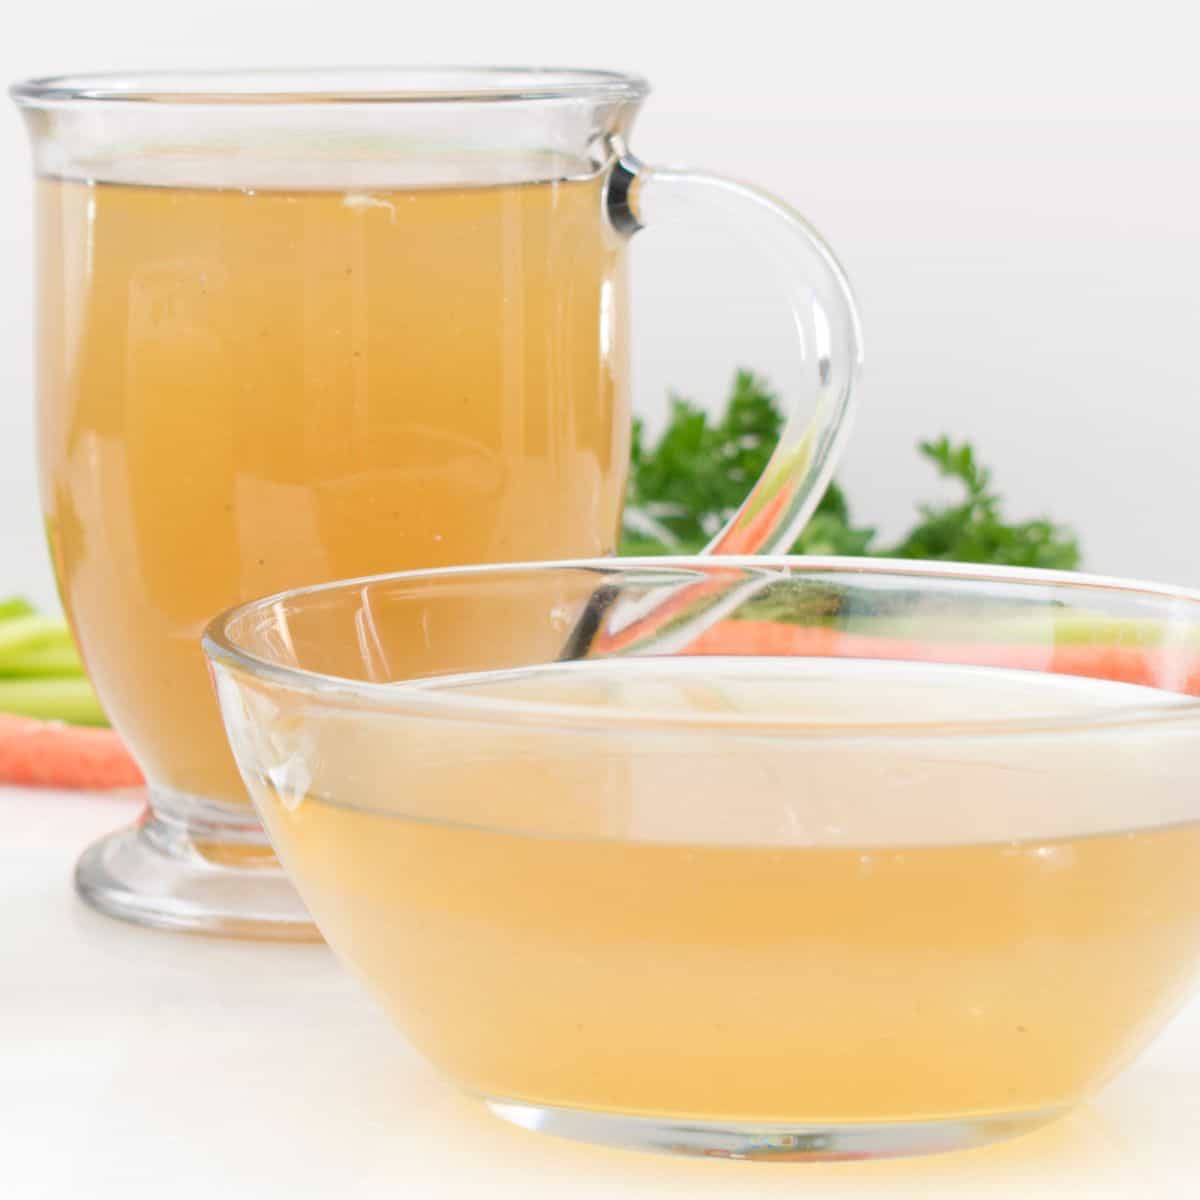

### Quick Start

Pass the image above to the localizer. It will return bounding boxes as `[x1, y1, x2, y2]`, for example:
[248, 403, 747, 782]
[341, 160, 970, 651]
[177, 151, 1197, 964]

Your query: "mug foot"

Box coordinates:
[74, 791, 319, 941]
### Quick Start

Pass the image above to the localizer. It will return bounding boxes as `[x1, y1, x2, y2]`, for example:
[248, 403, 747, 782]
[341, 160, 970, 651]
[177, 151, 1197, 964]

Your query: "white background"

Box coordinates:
[3, 1, 1200, 609]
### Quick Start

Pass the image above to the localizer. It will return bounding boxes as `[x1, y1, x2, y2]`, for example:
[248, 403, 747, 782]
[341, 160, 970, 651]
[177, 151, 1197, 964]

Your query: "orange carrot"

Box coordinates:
[587, 567, 751, 657]
[0, 713, 143, 790]
[685, 621, 1200, 696]
[708, 475, 795, 555]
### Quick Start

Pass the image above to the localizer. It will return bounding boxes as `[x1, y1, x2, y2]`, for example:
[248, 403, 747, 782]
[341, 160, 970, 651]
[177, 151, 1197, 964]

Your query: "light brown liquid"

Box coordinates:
[36, 176, 628, 802]
[249, 660, 1200, 1125]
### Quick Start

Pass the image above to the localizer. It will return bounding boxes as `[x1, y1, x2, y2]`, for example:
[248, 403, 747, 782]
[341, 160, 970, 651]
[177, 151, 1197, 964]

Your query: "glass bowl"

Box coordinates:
[203, 557, 1200, 1162]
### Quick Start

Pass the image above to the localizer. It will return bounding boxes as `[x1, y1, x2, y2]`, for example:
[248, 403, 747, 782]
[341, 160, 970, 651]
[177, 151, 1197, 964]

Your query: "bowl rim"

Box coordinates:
[201, 555, 1200, 740]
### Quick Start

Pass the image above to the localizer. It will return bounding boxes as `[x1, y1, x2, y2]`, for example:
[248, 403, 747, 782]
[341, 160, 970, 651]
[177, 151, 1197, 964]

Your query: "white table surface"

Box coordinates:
[4, 787, 1200, 1199]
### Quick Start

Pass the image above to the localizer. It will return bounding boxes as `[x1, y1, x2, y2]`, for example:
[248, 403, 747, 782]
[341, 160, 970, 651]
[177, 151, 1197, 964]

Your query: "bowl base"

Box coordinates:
[74, 790, 319, 941]
[484, 1096, 1066, 1161]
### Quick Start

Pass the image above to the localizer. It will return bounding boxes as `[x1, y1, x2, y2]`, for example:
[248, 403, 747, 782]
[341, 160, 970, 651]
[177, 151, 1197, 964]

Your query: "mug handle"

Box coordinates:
[609, 153, 864, 555]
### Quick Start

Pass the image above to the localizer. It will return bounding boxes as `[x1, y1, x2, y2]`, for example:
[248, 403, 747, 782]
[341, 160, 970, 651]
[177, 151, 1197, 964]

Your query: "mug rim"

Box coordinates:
[202, 555, 1200, 740]
[10, 66, 651, 108]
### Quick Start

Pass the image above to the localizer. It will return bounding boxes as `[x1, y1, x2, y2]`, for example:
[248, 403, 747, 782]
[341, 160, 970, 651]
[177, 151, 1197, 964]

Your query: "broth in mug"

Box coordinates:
[36, 175, 629, 801]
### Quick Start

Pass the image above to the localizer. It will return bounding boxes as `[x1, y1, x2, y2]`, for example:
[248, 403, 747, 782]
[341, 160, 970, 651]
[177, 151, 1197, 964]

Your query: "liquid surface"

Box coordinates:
[243, 658, 1200, 1124]
[37, 176, 629, 802]
[420, 654, 1192, 724]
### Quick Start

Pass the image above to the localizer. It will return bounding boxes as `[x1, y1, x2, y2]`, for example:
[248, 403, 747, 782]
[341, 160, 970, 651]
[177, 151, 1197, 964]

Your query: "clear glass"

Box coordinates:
[205, 556, 1200, 1160]
[11, 68, 862, 938]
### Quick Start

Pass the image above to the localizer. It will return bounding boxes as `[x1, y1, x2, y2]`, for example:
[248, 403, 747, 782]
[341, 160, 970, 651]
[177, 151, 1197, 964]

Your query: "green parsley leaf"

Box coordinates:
[621, 374, 1081, 571]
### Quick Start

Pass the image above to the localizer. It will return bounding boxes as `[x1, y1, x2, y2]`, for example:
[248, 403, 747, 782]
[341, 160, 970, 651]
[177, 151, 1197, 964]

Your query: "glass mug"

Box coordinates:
[12, 68, 862, 938]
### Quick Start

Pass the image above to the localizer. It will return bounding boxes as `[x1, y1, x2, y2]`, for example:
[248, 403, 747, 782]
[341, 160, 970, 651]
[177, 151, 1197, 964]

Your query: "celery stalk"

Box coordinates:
[0, 677, 108, 726]
[0, 614, 76, 660]
[0, 642, 85, 677]
[0, 597, 36, 622]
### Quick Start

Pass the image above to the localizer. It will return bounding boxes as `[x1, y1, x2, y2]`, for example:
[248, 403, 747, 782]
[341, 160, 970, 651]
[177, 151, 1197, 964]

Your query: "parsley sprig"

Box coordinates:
[621, 371, 1081, 570]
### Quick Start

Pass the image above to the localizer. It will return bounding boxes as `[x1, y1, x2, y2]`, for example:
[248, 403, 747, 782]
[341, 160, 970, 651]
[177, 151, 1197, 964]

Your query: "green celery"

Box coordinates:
[0, 677, 108, 726]
[0, 641, 85, 677]
[0, 614, 76, 660]
[0, 597, 36, 622]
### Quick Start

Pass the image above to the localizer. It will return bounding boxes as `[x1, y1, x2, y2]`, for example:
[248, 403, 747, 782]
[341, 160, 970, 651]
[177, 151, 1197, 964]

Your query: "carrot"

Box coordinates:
[685, 620, 1200, 696]
[587, 567, 753, 657]
[0, 713, 143, 790]
[707, 474, 795, 555]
